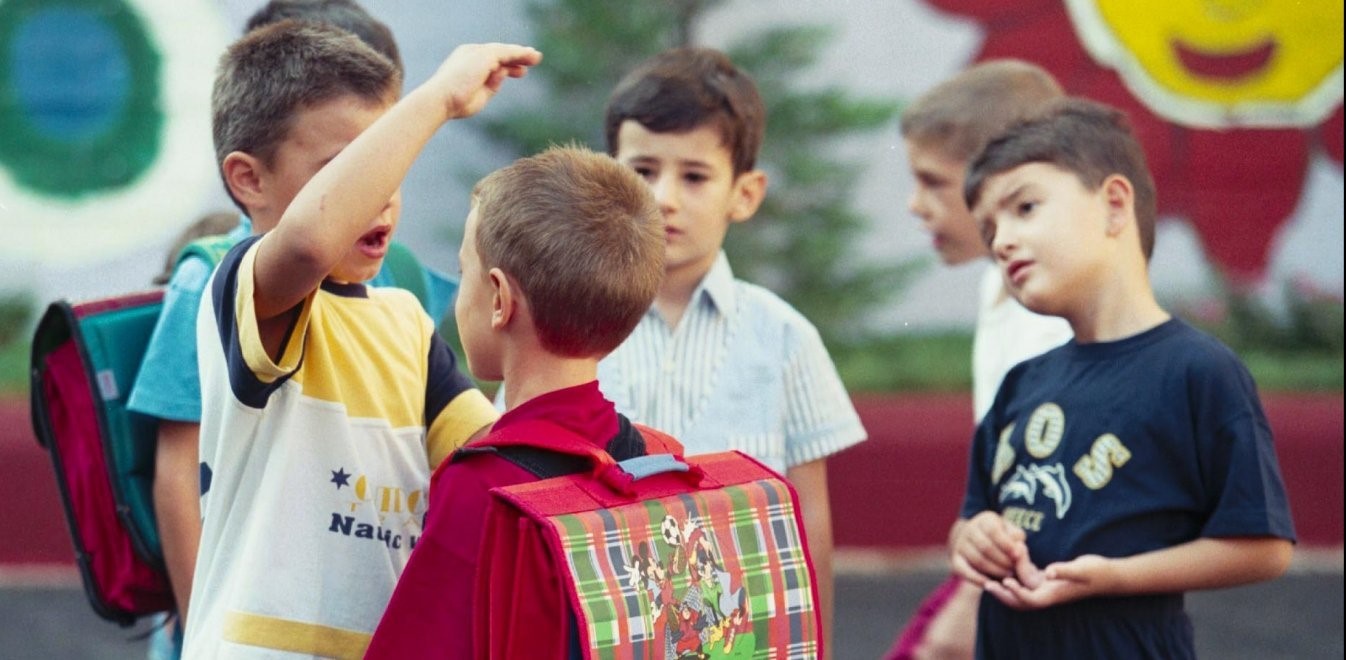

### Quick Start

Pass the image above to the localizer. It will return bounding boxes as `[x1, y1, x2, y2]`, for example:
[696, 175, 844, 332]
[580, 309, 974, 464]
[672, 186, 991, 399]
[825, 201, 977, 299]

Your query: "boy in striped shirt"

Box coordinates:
[598, 47, 868, 657]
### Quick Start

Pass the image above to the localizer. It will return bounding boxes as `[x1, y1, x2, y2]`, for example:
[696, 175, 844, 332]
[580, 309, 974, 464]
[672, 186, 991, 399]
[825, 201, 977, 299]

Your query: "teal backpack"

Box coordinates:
[30, 236, 440, 626]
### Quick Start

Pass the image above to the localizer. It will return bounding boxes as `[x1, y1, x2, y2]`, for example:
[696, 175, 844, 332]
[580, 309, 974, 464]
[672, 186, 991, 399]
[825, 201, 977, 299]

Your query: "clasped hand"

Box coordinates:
[951, 512, 1116, 610]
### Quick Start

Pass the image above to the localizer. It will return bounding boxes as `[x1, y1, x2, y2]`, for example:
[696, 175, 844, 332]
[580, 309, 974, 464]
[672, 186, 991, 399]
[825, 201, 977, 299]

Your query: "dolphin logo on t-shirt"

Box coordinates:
[998, 463, 1073, 519]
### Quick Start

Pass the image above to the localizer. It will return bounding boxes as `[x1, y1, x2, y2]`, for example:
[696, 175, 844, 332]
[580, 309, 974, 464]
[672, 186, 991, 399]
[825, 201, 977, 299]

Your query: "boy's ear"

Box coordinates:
[222, 151, 266, 209]
[728, 169, 768, 224]
[1101, 174, 1135, 238]
[488, 267, 514, 330]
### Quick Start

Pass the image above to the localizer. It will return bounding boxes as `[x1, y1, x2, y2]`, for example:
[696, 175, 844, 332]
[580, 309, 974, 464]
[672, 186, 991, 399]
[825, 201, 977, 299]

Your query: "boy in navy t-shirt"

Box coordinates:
[951, 98, 1295, 659]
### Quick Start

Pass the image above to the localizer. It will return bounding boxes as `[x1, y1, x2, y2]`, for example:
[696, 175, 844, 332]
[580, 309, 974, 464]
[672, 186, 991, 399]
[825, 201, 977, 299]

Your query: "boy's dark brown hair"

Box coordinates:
[211, 20, 400, 212]
[964, 98, 1159, 259]
[901, 59, 1063, 163]
[604, 47, 766, 175]
[245, 0, 403, 75]
[472, 146, 664, 357]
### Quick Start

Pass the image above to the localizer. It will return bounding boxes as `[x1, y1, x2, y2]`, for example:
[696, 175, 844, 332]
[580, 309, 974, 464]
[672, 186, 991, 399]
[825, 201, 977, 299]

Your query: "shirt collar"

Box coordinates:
[496, 380, 618, 442]
[234, 215, 254, 237]
[693, 251, 737, 318]
[643, 252, 737, 323]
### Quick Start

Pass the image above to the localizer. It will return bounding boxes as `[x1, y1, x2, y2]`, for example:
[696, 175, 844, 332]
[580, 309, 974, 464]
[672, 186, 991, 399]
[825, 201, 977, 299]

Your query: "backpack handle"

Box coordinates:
[616, 454, 688, 479]
[598, 454, 704, 497]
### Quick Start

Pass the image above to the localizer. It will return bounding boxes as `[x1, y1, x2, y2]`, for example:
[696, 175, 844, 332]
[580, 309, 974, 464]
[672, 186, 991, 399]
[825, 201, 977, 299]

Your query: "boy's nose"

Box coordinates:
[990, 226, 1015, 261]
[385, 189, 402, 214]
[907, 189, 926, 220]
[652, 175, 678, 213]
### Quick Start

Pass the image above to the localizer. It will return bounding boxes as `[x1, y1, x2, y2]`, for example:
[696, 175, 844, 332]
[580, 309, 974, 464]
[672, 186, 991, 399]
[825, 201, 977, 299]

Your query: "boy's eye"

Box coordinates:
[1016, 200, 1038, 216]
[631, 166, 656, 180]
[918, 173, 947, 189]
[683, 172, 708, 184]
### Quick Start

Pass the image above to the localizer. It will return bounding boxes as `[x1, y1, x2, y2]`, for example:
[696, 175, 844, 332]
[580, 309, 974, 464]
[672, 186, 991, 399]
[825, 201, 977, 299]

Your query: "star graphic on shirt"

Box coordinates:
[331, 468, 351, 490]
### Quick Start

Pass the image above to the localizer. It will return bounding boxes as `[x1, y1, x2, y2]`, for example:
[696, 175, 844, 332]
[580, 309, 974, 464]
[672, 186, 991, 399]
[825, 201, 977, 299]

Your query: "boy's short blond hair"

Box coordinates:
[901, 59, 1063, 162]
[211, 20, 400, 213]
[472, 146, 664, 358]
[965, 98, 1159, 260]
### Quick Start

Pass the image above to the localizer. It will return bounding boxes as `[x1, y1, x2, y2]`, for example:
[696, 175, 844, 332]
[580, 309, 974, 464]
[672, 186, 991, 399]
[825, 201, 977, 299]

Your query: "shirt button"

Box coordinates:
[662, 361, 674, 373]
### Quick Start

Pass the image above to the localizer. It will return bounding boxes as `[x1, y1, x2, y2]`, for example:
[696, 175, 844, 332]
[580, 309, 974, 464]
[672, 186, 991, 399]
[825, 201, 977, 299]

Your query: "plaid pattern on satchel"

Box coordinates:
[472, 421, 822, 660]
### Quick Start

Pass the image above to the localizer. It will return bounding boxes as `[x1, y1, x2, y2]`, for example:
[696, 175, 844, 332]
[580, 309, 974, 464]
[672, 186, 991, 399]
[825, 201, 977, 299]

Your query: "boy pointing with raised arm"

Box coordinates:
[187, 34, 537, 657]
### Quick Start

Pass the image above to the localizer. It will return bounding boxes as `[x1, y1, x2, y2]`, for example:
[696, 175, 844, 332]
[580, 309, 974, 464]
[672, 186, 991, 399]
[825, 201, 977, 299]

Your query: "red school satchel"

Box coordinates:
[29, 293, 176, 626]
[470, 420, 823, 660]
[27, 236, 234, 626]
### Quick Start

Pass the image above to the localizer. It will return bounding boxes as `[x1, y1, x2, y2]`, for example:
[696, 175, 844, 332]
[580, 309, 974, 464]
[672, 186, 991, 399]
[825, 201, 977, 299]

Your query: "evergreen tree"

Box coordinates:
[474, 0, 917, 348]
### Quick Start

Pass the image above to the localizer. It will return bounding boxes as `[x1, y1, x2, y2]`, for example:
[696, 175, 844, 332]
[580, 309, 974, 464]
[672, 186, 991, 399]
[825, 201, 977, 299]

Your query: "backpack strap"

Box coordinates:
[460, 415, 697, 495]
[381, 242, 430, 311]
[631, 423, 680, 455]
[175, 233, 236, 270]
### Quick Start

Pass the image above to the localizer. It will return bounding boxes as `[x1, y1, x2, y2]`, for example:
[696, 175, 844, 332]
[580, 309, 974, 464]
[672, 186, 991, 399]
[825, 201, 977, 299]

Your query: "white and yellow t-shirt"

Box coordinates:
[185, 237, 496, 659]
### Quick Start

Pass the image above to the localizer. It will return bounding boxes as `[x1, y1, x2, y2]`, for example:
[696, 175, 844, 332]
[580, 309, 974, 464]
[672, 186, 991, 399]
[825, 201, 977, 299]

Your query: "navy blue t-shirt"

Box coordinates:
[961, 318, 1295, 658]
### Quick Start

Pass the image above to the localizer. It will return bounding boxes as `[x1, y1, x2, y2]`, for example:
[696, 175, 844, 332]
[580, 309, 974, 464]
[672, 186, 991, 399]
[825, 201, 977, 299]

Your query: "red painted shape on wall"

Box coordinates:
[919, 0, 1344, 282]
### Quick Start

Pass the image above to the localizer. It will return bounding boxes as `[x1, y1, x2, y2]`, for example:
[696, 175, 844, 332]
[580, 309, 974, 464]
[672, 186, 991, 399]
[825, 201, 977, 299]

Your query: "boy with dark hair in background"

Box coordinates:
[952, 98, 1294, 658]
[598, 47, 868, 656]
[183, 25, 521, 657]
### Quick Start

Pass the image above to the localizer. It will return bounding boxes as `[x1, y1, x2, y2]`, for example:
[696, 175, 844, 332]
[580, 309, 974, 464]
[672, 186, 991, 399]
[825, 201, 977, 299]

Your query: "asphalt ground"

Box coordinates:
[1, 551, 1340, 659]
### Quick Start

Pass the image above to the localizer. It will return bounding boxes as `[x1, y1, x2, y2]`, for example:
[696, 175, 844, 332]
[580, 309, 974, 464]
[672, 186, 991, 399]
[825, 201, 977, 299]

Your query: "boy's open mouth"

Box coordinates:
[357, 226, 391, 258]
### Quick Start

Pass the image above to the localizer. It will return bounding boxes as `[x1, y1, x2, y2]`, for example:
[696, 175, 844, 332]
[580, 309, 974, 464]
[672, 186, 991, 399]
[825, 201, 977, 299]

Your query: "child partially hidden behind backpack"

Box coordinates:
[598, 48, 867, 657]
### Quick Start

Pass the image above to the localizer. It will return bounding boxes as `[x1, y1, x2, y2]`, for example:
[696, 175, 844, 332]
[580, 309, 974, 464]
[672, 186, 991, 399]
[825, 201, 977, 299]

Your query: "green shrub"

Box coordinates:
[0, 293, 33, 346]
[0, 336, 28, 396]
[833, 332, 972, 394]
[834, 288, 1344, 394]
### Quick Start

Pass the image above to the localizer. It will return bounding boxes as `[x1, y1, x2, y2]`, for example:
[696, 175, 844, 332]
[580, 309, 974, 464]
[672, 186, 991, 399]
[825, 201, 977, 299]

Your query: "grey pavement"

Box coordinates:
[1, 562, 1340, 659]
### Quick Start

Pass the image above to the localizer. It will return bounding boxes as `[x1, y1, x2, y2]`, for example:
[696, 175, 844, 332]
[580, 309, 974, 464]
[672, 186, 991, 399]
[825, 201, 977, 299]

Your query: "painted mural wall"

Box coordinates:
[3, 0, 1342, 330]
[937, 0, 1343, 283]
[1, 0, 227, 265]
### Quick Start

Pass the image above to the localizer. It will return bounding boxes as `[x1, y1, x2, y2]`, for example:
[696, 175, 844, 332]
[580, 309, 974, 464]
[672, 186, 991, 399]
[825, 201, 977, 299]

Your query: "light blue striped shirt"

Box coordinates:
[597, 253, 866, 474]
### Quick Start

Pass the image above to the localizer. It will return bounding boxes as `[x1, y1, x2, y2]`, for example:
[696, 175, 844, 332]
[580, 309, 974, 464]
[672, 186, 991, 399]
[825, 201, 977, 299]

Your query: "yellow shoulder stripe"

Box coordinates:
[427, 389, 499, 468]
[222, 610, 370, 659]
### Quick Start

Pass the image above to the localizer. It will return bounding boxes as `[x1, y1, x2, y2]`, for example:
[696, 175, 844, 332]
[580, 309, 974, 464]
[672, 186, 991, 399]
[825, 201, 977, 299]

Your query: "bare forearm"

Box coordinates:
[1103, 537, 1293, 595]
[811, 525, 835, 660]
[153, 421, 203, 623]
[257, 44, 539, 316]
[259, 88, 446, 313]
[284, 88, 444, 256]
[980, 532, 1291, 609]
[789, 460, 835, 660]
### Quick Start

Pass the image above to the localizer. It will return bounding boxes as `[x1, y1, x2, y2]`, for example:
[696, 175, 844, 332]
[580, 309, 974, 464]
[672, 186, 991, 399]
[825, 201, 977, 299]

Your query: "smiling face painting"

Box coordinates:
[1066, 0, 1344, 127]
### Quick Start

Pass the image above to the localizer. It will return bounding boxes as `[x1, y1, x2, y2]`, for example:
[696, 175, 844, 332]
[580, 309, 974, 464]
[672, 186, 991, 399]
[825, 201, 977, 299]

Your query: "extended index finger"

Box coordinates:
[485, 43, 543, 67]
